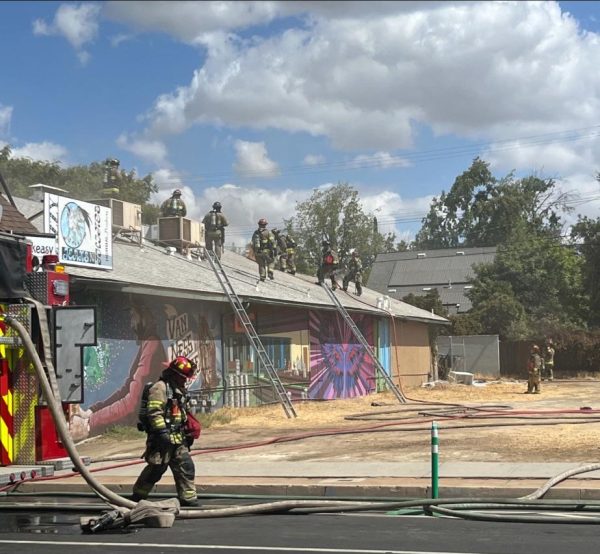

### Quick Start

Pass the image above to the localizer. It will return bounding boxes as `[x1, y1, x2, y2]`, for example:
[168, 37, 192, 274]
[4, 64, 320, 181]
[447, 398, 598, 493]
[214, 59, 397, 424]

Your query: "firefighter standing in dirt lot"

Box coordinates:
[525, 344, 542, 394]
[543, 338, 555, 381]
[132, 356, 199, 506]
[343, 250, 363, 296]
[202, 201, 229, 260]
[252, 218, 276, 281]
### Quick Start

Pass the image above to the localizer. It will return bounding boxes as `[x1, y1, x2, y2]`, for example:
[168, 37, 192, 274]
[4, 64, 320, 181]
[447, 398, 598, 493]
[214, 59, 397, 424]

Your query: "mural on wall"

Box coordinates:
[69, 293, 221, 440]
[308, 310, 375, 399]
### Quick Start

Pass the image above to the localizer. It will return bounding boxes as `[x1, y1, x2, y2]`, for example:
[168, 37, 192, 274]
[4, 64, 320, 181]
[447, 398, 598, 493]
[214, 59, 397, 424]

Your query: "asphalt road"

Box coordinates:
[0, 511, 599, 554]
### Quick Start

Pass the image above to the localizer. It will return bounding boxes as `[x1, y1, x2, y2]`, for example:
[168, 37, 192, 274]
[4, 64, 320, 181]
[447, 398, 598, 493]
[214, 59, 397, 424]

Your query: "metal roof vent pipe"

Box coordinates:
[166, 246, 176, 256]
[417, 252, 426, 258]
[456, 251, 465, 256]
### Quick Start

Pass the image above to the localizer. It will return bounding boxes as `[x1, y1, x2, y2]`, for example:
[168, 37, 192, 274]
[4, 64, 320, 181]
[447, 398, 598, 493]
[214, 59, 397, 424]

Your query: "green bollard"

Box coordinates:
[431, 421, 439, 499]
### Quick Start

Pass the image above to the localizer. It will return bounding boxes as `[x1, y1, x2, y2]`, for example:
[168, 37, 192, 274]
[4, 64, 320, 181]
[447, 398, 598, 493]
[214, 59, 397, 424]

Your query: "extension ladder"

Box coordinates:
[320, 284, 407, 403]
[204, 249, 297, 418]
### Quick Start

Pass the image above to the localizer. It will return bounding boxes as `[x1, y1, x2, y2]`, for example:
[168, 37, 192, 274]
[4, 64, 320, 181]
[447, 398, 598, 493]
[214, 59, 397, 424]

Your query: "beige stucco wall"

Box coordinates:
[392, 320, 432, 388]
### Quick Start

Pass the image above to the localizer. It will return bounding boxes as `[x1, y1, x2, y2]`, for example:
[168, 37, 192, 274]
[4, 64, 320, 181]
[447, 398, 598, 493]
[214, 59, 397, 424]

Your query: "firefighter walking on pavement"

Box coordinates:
[202, 201, 229, 260]
[343, 250, 363, 296]
[252, 218, 277, 281]
[132, 356, 199, 506]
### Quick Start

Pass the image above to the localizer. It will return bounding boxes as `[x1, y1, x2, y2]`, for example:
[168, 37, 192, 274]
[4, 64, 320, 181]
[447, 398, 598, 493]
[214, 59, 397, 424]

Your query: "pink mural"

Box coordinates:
[308, 310, 375, 399]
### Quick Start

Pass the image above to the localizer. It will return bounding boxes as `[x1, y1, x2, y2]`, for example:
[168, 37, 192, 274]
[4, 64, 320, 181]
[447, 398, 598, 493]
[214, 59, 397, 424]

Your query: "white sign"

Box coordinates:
[44, 193, 113, 269]
[26, 235, 58, 259]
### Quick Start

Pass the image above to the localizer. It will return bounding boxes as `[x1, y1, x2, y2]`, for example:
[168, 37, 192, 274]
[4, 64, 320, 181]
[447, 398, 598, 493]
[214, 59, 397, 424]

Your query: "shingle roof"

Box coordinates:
[368, 247, 497, 313]
[0, 194, 41, 235]
[65, 238, 448, 324]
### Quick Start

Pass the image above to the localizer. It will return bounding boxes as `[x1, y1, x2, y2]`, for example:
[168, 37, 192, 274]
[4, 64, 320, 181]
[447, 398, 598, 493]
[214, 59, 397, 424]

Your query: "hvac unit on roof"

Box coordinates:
[158, 216, 204, 246]
[92, 198, 141, 231]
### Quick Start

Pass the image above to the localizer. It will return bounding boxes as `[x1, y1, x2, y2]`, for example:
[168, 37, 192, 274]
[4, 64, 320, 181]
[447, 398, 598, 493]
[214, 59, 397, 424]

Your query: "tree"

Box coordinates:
[571, 215, 600, 328]
[0, 146, 159, 218]
[283, 183, 396, 277]
[466, 223, 585, 339]
[415, 157, 572, 249]
[401, 288, 448, 318]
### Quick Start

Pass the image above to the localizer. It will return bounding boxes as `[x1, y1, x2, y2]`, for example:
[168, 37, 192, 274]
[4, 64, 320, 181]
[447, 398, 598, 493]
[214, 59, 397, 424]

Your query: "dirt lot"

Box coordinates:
[76, 379, 600, 464]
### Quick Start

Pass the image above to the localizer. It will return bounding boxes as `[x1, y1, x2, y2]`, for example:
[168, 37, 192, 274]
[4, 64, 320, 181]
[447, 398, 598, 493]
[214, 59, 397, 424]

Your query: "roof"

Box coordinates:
[367, 247, 497, 313]
[14, 193, 447, 325]
[0, 194, 41, 235]
[65, 238, 448, 325]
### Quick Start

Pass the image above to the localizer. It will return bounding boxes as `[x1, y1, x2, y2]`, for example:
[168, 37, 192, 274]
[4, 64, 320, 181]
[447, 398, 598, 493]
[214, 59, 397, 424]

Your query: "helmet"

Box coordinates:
[258, 218, 268, 227]
[352, 250, 359, 257]
[173, 189, 182, 196]
[167, 356, 197, 379]
[322, 240, 330, 247]
[532, 345, 539, 352]
[212, 201, 221, 210]
[272, 228, 279, 234]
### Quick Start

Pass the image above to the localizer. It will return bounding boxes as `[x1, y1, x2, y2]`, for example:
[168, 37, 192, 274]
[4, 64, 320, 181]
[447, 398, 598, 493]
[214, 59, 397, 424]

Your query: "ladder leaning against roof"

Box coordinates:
[320, 284, 407, 404]
[204, 248, 297, 419]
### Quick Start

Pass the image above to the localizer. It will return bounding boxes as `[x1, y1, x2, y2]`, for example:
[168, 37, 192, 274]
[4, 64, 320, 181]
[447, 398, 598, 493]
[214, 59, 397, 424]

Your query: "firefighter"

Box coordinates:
[251, 218, 276, 281]
[316, 240, 340, 290]
[283, 232, 297, 275]
[202, 201, 229, 260]
[343, 250, 363, 296]
[525, 345, 542, 394]
[132, 356, 199, 507]
[271, 229, 289, 272]
[160, 189, 187, 217]
[543, 338, 555, 381]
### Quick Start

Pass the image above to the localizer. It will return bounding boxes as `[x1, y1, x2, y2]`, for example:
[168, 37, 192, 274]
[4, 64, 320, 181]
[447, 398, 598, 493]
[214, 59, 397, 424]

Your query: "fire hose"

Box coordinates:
[5, 311, 600, 527]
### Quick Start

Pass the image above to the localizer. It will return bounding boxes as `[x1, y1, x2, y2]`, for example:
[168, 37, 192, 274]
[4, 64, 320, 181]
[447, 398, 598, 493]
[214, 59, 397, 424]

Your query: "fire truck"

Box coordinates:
[0, 231, 96, 469]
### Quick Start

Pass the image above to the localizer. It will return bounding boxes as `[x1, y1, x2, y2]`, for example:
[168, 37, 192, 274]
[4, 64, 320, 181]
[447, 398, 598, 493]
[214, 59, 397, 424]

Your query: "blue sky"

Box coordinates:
[1, 1, 600, 245]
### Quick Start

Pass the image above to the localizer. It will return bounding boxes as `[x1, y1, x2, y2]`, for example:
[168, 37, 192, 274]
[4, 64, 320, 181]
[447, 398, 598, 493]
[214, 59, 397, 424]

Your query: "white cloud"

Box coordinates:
[10, 141, 69, 164]
[135, 0, 600, 165]
[0, 104, 12, 137]
[233, 140, 279, 178]
[117, 133, 168, 166]
[33, 3, 101, 65]
[303, 154, 325, 166]
[353, 152, 411, 169]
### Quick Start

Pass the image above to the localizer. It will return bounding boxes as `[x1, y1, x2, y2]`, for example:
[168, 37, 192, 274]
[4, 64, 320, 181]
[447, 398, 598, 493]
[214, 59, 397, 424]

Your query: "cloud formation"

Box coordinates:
[10, 141, 69, 164]
[0, 104, 12, 137]
[33, 3, 101, 64]
[117, 134, 168, 166]
[233, 140, 279, 178]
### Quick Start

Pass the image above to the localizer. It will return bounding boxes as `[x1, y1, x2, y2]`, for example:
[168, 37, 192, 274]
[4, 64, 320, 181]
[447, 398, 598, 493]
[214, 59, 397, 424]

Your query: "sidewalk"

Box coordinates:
[8, 461, 600, 501]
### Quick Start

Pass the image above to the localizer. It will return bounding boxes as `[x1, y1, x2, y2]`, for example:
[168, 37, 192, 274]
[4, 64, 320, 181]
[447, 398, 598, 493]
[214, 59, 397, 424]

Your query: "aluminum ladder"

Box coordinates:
[204, 249, 297, 418]
[320, 284, 407, 403]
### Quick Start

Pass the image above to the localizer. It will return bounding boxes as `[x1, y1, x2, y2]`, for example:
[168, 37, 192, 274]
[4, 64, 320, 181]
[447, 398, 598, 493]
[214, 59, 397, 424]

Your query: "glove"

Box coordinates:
[153, 429, 172, 449]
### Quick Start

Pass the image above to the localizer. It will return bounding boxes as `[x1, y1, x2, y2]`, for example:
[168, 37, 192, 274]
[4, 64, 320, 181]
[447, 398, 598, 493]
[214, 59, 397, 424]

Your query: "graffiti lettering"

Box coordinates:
[167, 313, 188, 340]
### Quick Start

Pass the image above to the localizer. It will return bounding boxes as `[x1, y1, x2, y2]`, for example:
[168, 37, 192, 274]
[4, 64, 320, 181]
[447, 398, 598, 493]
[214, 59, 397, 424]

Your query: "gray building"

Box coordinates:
[367, 247, 497, 314]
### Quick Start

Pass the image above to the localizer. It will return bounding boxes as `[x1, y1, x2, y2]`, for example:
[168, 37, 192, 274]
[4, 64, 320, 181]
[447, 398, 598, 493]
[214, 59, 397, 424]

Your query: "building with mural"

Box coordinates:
[8, 191, 448, 443]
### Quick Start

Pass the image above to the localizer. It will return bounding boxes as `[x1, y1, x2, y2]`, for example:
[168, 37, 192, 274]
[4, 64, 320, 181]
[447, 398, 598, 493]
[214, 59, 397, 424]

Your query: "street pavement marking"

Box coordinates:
[0, 539, 485, 554]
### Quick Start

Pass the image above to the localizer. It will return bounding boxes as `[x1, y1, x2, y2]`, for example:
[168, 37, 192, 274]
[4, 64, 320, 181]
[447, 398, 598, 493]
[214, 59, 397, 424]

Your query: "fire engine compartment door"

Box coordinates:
[53, 306, 96, 403]
[0, 235, 28, 300]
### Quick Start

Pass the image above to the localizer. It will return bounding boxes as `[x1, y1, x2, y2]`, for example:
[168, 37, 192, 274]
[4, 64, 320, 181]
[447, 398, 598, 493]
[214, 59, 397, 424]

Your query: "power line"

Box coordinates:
[154, 125, 600, 185]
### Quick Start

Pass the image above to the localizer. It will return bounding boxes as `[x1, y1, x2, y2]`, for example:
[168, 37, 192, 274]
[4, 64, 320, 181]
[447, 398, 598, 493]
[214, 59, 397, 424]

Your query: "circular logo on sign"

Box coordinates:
[60, 202, 89, 248]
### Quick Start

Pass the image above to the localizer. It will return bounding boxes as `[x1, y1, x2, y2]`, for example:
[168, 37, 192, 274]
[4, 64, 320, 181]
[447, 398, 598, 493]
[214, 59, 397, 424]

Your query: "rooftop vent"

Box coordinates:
[417, 252, 427, 258]
[456, 251, 465, 256]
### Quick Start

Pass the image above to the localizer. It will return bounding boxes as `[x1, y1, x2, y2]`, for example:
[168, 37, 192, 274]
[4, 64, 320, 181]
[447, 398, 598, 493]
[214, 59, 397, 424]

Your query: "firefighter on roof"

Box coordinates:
[202, 201, 229, 260]
[160, 189, 187, 218]
[251, 218, 277, 281]
[317, 239, 340, 290]
[343, 250, 363, 296]
[132, 356, 199, 507]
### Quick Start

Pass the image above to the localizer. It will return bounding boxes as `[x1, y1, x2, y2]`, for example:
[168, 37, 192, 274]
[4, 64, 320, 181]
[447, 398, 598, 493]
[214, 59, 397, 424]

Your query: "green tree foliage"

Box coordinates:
[466, 223, 585, 339]
[571, 214, 600, 328]
[415, 157, 572, 249]
[283, 183, 396, 277]
[0, 145, 159, 220]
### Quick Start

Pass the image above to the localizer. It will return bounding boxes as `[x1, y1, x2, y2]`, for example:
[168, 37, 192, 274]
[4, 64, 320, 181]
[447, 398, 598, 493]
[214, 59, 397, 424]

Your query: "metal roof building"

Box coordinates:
[367, 247, 497, 314]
